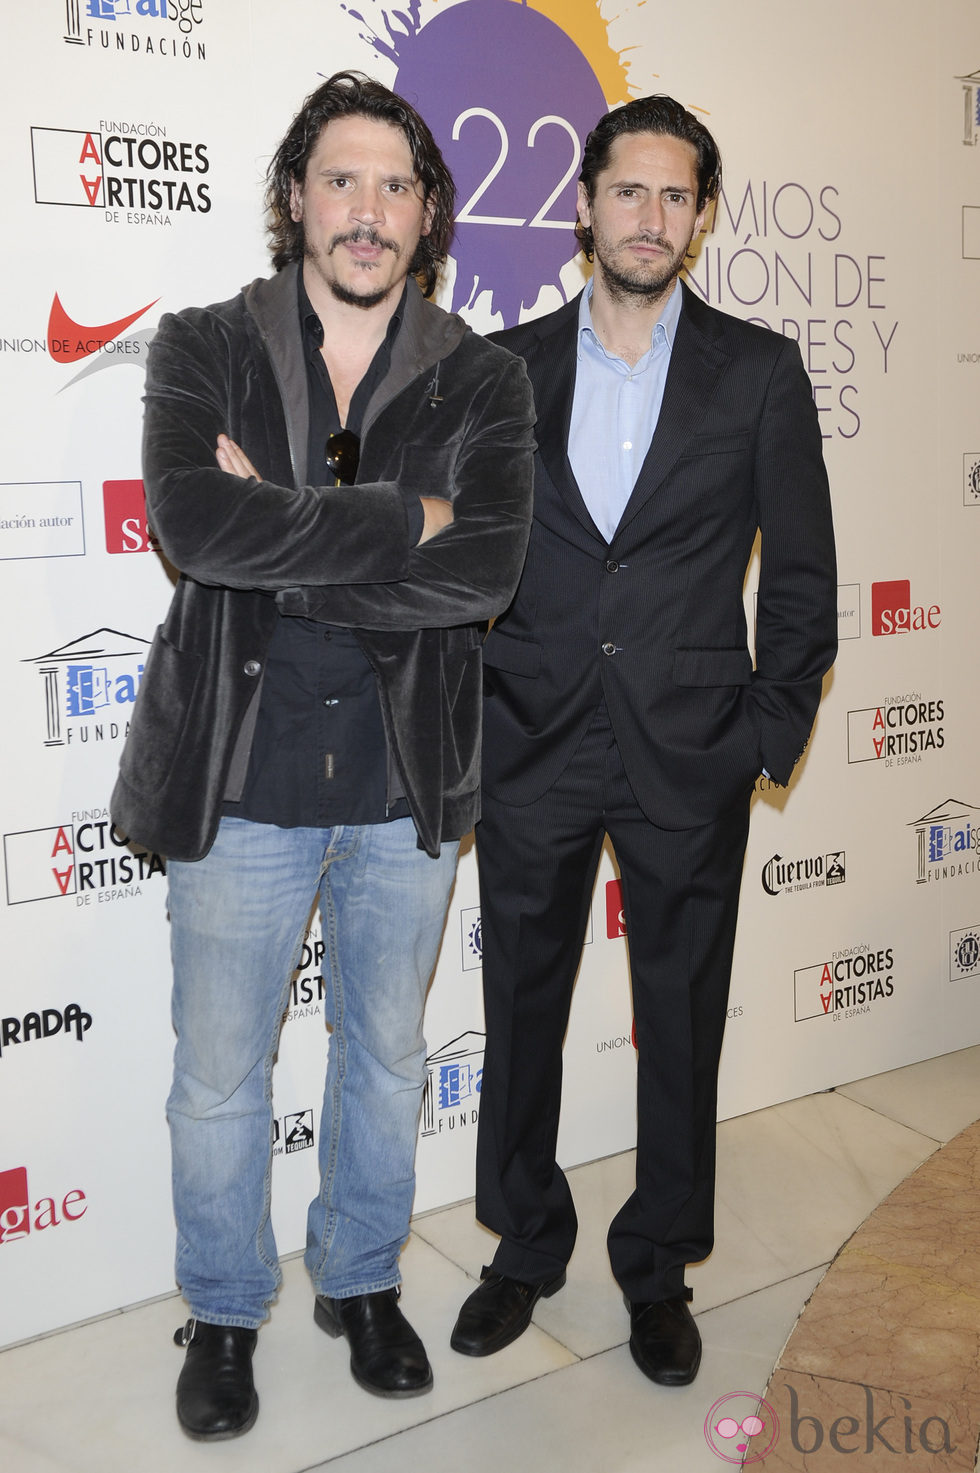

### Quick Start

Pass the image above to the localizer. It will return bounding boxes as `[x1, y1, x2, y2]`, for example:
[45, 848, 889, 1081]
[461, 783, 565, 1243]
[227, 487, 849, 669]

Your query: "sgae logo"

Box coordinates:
[871, 580, 941, 636]
[0, 1166, 87, 1244]
[103, 480, 157, 554]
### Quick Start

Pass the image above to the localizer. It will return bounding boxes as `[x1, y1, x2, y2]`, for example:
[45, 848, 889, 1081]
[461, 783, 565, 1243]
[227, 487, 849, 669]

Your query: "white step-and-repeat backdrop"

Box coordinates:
[1, 0, 978, 1346]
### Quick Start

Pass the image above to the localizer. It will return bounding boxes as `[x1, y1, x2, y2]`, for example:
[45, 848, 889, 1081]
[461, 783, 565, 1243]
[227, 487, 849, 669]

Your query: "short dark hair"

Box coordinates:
[265, 71, 455, 296]
[576, 95, 722, 260]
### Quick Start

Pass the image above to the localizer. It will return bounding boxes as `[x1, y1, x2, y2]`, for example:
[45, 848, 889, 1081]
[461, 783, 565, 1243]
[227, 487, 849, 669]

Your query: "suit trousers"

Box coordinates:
[474, 704, 752, 1303]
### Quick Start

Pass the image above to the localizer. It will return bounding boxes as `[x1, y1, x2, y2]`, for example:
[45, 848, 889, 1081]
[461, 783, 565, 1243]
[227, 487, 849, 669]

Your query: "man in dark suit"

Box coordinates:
[450, 96, 836, 1386]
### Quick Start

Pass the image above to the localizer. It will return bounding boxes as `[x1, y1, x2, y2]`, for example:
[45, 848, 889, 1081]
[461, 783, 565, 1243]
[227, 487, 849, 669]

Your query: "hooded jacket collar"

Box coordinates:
[243, 263, 468, 485]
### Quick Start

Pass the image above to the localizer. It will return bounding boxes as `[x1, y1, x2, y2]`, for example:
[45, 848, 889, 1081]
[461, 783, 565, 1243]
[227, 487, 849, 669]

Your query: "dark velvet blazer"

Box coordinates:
[483, 282, 837, 829]
[111, 266, 534, 860]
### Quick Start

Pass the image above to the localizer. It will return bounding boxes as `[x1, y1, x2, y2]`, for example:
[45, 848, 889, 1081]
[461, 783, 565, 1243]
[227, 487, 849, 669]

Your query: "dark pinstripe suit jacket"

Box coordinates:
[483, 282, 837, 830]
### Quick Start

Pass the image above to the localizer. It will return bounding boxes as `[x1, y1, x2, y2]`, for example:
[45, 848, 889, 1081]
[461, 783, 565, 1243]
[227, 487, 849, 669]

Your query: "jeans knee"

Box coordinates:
[370, 1029, 427, 1085]
[168, 1053, 268, 1122]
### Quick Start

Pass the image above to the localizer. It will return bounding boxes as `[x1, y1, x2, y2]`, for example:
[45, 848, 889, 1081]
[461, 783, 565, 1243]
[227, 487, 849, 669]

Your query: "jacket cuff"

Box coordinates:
[403, 493, 425, 546]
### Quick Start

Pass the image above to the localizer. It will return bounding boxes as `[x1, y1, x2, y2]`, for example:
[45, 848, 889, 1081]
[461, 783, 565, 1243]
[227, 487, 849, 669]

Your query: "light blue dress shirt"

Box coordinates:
[568, 279, 682, 543]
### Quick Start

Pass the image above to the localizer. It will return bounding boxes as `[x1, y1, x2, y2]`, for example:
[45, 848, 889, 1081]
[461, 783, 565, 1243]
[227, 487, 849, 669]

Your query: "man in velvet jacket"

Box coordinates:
[111, 73, 533, 1439]
[450, 96, 836, 1386]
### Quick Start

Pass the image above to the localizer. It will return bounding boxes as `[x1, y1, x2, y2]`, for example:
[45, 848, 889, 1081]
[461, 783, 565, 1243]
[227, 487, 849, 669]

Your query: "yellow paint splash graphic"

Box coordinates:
[525, 0, 631, 103]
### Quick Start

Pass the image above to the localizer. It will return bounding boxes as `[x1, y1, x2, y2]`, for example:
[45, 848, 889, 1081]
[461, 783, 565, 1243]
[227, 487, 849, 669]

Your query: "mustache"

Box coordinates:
[328, 226, 400, 256]
[621, 232, 673, 251]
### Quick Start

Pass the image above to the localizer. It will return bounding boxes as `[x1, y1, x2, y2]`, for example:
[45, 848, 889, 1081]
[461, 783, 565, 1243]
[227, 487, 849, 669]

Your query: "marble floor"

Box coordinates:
[2, 1045, 979, 1473]
[753, 1115, 980, 1469]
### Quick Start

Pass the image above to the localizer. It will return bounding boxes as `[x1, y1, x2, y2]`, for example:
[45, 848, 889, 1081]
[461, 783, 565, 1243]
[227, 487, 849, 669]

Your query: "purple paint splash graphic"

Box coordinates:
[343, 0, 607, 323]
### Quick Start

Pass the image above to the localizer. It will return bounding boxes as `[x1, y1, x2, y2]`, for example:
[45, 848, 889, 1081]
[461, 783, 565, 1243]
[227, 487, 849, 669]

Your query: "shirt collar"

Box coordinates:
[297, 270, 407, 351]
[577, 276, 683, 361]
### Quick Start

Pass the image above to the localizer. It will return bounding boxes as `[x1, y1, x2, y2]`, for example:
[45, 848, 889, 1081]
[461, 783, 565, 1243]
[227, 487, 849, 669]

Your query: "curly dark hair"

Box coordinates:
[576, 95, 722, 261]
[266, 72, 455, 297]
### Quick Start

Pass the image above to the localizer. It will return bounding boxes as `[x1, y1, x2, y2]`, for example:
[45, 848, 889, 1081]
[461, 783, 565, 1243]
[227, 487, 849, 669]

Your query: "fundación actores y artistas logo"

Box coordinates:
[3, 811, 166, 906]
[31, 123, 212, 224]
[794, 941, 896, 1023]
[846, 695, 944, 768]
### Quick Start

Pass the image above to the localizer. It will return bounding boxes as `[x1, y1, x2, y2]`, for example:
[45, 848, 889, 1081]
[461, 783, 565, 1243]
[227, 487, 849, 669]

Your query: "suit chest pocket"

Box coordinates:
[676, 431, 752, 460]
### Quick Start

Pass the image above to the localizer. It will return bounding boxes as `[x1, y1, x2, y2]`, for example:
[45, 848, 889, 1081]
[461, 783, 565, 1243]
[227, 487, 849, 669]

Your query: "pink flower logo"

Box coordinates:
[703, 1391, 780, 1464]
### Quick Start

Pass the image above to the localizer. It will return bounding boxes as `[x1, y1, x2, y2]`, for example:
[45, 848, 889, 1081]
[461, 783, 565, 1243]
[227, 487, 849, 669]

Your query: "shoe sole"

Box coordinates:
[450, 1269, 566, 1357]
[350, 1364, 434, 1399]
[314, 1296, 433, 1398]
[628, 1336, 702, 1386]
[177, 1395, 259, 1440]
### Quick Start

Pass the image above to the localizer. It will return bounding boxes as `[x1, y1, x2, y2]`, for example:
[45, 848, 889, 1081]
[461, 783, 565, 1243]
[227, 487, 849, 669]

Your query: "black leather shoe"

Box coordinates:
[628, 1289, 702, 1386]
[450, 1265, 566, 1356]
[314, 1289, 433, 1397]
[174, 1319, 259, 1439]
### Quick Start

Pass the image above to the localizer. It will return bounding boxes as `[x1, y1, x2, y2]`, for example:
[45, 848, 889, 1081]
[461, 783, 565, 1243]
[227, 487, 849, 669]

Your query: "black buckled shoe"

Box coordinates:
[627, 1289, 702, 1386]
[450, 1265, 566, 1356]
[314, 1288, 433, 1398]
[174, 1318, 259, 1439]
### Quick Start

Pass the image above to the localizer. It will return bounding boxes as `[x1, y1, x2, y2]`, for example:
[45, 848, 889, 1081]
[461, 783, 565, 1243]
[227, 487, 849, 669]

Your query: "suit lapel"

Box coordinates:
[528, 300, 605, 543]
[613, 284, 731, 539]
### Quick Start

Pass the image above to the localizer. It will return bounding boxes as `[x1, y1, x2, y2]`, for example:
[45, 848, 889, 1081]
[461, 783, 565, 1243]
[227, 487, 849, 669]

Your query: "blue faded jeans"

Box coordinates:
[165, 816, 458, 1329]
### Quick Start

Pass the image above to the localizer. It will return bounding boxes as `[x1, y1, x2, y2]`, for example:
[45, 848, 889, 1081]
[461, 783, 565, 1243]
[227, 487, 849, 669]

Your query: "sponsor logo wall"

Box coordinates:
[1, 0, 978, 1347]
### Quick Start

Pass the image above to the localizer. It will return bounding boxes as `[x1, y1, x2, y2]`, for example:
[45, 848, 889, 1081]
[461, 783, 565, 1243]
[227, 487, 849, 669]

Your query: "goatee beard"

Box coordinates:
[599, 256, 683, 302]
[594, 232, 687, 303]
[305, 226, 405, 309]
[328, 280, 393, 310]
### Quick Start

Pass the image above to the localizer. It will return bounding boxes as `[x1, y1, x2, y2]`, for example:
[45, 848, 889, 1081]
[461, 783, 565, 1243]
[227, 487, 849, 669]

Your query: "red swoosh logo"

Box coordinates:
[47, 293, 159, 364]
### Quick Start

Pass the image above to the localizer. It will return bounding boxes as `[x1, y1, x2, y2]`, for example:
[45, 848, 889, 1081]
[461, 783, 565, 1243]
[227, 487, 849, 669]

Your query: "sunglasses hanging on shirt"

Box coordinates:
[325, 428, 360, 486]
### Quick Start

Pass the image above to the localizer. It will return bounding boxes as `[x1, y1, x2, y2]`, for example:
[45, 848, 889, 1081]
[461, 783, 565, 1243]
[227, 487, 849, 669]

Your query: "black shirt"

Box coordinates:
[222, 274, 413, 828]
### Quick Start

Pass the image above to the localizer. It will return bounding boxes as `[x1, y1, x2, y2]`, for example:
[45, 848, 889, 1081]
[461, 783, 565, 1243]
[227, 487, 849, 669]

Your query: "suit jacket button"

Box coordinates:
[605, 560, 619, 573]
[243, 659, 262, 677]
[601, 642, 617, 656]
